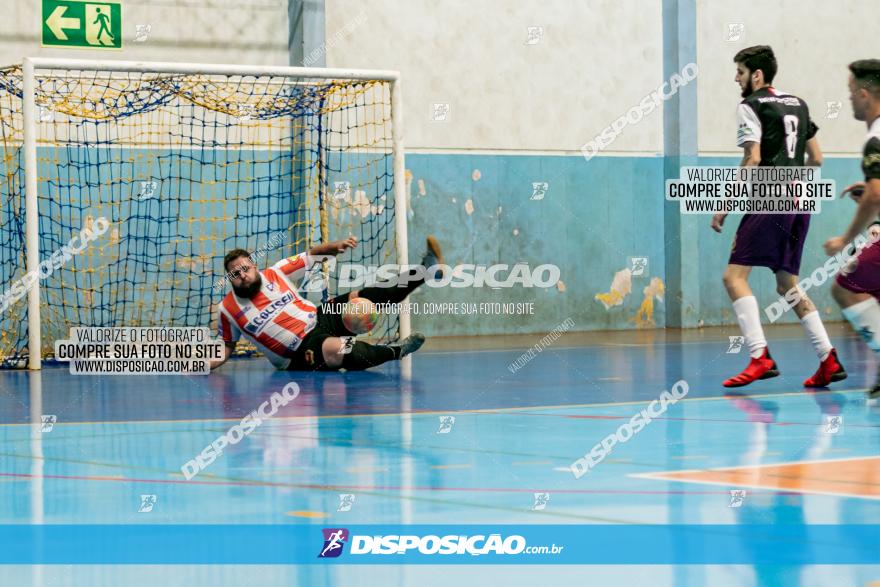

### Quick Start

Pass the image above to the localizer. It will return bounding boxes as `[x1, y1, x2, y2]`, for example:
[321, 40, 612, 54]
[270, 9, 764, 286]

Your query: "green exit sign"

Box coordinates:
[42, 0, 122, 49]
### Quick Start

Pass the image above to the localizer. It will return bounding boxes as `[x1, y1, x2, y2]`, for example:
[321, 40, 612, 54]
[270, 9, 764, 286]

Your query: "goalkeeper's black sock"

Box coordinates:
[339, 333, 427, 371]
[341, 342, 398, 371]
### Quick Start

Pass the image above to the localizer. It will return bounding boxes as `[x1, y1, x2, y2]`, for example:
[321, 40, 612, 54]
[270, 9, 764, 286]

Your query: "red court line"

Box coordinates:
[495, 411, 879, 428]
[0, 471, 795, 496]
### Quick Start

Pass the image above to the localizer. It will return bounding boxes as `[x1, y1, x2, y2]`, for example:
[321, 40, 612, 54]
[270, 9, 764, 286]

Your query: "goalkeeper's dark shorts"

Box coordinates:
[286, 297, 356, 371]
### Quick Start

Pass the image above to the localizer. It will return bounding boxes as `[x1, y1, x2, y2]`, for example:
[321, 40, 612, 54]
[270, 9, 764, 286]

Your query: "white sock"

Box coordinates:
[800, 311, 833, 361]
[733, 296, 767, 359]
[841, 298, 880, 353]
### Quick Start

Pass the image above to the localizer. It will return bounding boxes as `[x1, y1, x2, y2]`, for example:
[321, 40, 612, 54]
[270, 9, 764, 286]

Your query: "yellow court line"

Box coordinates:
[285, 511, 329, 519]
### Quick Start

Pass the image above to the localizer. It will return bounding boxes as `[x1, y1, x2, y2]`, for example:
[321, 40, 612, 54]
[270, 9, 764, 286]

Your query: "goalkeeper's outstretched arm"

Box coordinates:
[210, 341, 236, 370]
[308, 236, 358, 259]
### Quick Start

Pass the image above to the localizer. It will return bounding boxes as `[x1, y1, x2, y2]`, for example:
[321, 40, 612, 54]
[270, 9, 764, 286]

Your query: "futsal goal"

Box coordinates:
[0, 58, 409, 369]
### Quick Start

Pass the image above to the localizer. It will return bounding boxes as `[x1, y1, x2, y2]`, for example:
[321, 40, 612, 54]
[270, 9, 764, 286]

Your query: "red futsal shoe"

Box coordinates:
[803, 348, 847, 388]
[723, 348, 779, 388]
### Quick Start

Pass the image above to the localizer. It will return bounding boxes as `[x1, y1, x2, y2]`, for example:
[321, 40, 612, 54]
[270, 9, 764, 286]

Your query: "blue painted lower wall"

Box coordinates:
[1, 148, 866, 343]
[404, 153, 865, 336]
[404, 153, 666, 336]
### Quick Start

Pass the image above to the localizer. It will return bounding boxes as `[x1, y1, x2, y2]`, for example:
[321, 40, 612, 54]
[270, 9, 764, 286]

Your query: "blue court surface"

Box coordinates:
[1, 326, 879, 585]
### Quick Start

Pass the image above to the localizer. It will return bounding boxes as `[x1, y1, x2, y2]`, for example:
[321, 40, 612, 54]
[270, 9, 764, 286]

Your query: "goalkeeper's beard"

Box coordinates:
[232, 274, 263, 298]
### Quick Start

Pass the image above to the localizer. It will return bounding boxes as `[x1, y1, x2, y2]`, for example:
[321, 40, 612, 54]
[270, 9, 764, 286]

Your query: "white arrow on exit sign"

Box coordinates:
[46, 6, 80, 40]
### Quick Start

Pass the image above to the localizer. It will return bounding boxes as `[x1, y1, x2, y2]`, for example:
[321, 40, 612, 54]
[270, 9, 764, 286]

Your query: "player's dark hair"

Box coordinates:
[223, 248, 252, 271]
[849, 59, 880, 96]
[734, 45, 777, 85]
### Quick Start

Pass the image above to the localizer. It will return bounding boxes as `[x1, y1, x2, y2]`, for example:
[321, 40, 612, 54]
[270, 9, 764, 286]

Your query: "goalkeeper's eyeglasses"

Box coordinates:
[227, 265, 253, 280]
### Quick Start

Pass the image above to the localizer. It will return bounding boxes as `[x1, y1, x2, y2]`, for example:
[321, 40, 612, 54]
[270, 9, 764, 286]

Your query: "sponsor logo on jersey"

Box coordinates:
[243, 292, 294, 335]
[756, 96, 800, 107]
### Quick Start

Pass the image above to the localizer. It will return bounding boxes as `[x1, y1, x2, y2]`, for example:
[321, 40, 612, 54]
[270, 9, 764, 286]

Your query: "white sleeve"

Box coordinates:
[217, 305, 242, 343]
[270, 252, 315, 285]
[736, 103, 762, 146]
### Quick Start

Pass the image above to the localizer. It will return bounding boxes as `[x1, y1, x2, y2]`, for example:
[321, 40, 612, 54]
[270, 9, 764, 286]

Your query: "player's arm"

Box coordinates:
[270, 237, 358, 287]
[805, 137, 823, 167]
[735, 103, 762, 167]
[825, 178, 880, 254]
[712, 142, 761, 232]
[209, 341, 236, 370]
[804, 117, 822, 167]
[308, 236, 358, 260]
[825, 138, 880, 254]
[739, 141, 761, 167]
[211, 310, 241, 371]
[714, 105, 762, 233]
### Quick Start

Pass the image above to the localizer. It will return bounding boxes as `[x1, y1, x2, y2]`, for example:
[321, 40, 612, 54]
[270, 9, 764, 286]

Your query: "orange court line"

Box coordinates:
[635, 456, 880, 500]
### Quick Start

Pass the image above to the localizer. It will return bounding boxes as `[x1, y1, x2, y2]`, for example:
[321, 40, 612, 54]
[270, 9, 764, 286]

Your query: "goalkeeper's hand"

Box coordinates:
[308, 236, 358, 258]
[335, 235, 358, 252]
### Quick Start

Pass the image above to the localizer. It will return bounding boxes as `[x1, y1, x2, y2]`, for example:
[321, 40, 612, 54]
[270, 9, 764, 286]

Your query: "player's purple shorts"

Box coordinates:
[728, 213, 811, 274]
[836, 240, 880, 299]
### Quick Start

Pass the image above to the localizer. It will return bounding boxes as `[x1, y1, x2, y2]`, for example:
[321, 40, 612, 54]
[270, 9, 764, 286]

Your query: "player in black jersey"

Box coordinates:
[825, 59, 880, 399]
[712, 45, 846, 388]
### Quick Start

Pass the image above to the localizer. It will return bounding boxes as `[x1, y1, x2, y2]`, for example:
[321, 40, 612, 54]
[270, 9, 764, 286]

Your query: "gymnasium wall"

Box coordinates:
[696, 0, 877, 156]
[1, 0, 875, 339]
[326, 0, 876, 335]
[325, 0, 670, 335]
[0, 0, 290, 66]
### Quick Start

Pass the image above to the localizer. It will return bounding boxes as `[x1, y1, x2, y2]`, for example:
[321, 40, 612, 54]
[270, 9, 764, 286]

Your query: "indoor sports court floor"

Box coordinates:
[1, 324, 879, 585]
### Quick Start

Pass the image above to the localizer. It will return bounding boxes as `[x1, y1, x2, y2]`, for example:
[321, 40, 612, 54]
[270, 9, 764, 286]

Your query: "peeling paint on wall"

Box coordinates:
[595, 268, 632, 309]
[417, 179, 426, 196]
[464, 199, 474, 215]
[630, 277, 665, 327]
[472, 169, 481, 181]
[351, 190, 386, 218]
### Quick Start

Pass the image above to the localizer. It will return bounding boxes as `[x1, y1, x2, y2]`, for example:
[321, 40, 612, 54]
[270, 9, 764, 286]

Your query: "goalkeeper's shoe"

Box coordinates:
[392, 333, 426, 359]
[421, 235, 445, 280]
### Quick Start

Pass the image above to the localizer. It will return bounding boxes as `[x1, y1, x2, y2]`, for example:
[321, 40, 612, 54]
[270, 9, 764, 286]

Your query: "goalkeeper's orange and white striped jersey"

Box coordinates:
[217, 253, 318, 369]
